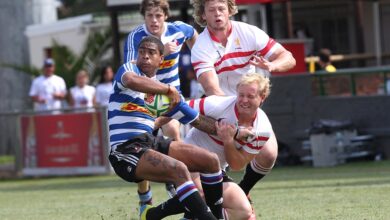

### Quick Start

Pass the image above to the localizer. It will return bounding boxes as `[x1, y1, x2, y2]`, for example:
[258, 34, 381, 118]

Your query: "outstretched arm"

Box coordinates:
[250, 46, 296, 73]
[190, 115, 253, 140]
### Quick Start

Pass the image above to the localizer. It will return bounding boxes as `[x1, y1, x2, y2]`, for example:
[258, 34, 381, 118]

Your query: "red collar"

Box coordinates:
[234, 104, 257, 125]
[208, 21, 233, 43]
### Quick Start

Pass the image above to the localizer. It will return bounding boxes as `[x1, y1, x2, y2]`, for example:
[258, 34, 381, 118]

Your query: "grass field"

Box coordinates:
[0, 160, 389, 220]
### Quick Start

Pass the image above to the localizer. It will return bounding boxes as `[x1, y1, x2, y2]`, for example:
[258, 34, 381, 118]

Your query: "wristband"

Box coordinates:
[234, 127, 240, 139]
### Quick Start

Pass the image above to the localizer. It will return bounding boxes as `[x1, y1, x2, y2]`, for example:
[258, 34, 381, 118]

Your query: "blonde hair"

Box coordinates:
[236, 73, 271, 98]
[192, 0, 238, 27]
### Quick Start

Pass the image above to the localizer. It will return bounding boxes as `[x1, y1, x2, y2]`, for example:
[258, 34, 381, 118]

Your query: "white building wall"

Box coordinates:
[25, 15, 93, 68]
[30, 0, 59, 24]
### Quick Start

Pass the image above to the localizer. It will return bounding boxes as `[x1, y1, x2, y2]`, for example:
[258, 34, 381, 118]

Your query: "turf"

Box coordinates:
[0, 160, 389, 220]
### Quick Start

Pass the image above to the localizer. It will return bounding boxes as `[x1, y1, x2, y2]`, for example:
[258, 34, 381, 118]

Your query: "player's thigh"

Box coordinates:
[255, 130, 278, 165]
[223, 182, 252, 216]
[136, 149, 191, 184]
[168, 141, 220, 173]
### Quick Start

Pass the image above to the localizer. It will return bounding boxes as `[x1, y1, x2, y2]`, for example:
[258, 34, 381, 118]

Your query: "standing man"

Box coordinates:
[123, 0, 199, 209]
[29, 58, 67, 111]
[124, 0, 198, 141]
[191, 0, 296, 200]
[109, 36, 226, 219]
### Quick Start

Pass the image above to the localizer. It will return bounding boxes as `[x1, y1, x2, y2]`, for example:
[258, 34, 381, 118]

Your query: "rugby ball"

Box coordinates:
[144, 93, 170, 117]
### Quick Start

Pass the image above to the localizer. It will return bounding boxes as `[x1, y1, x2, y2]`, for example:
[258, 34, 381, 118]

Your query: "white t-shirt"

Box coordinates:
[70, 85, 96, 108]
[184, 95, 273, 170]
[191, 21, 281, 95]
[29, 74, 67, 111]
[95, 82, 113, 106]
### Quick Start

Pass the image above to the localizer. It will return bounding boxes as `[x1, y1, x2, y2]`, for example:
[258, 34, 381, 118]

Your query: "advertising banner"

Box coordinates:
[20, 111, 109, 176]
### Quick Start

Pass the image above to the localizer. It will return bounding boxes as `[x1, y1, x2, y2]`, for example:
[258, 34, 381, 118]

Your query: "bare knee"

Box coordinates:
[227, 205, 252, 220]
[204, 152, 220, 173]
[256, 138, 278, 167]
[168, 161, 192, 185]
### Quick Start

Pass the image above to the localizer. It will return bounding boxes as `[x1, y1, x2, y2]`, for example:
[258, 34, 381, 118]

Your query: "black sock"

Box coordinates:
[200, 171, 224, 219]
[183, 210, 194, 219]
[146, 196, 185, 219]
[176, 181, 217, 220]
[238, 163, 266, 195]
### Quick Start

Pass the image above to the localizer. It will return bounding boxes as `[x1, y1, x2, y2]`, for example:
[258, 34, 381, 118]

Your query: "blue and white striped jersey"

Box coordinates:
[108, 62, 155, 150]
[123, 21, 195, 92]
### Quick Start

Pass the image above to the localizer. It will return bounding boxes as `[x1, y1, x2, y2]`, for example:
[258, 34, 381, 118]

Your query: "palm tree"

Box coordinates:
[1, 29, 113, 88]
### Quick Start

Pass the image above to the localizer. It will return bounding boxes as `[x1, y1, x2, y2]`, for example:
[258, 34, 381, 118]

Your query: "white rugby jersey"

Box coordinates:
[191, 21, 281, 95]
[184, 96, 272, 170]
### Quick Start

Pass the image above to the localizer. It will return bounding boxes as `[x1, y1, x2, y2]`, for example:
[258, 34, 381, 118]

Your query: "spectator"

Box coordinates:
[318, 48, 337, 73]
[29, 58, 67, 111]
[69, 70, 96, 109]
[95, 66, 114, 106]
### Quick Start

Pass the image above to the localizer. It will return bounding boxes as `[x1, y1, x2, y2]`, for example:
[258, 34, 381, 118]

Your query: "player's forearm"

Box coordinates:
[224, 141, 248, 171]
[197, 72, 225, 96]
[123, 74, 169, 95]
[190, 114, 217, 135]
[271, 50, 296, 72]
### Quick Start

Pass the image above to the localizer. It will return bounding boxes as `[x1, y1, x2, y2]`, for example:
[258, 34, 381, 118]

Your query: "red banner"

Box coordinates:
[273, 41, 307, 75]
[20, 111, 108, 176]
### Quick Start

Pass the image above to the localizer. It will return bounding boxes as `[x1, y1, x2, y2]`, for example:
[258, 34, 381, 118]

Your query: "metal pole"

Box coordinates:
[286, 1, 293, 38]
[373, 1, 382, 66]
[110, 10, 120, 69]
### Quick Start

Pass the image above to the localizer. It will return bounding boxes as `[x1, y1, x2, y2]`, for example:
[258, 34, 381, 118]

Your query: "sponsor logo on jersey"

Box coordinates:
[159, 59, 175, 69]
[120, 103, 153, 116]
[235, 38, 242, 49]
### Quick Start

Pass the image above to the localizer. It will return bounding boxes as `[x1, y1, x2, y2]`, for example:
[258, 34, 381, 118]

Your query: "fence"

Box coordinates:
[311, 66, 390, 97]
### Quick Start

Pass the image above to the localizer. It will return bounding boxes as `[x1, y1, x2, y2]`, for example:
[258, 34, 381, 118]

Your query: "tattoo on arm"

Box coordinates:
[190, 114, 217, 135]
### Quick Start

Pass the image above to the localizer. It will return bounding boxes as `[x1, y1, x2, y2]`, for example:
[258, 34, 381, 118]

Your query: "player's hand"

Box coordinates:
[166, 85, 180, 111]
[215, 120, 236, 142]
[236, 127, 254, 141]
[249, 55, 276, 72]
[154, 116, 172, 129]
[164, 41, 177, 56]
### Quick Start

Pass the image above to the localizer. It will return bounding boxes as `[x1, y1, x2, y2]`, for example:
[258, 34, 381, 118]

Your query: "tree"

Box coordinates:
[1, 29, 113, 88]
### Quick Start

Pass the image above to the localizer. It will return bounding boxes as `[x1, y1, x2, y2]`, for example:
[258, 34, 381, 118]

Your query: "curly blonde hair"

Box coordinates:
[236, 73, 271, 98]
[192, 0, 238, 27]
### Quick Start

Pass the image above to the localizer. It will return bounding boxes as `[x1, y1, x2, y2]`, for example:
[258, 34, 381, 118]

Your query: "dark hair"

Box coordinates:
[139, 36, 164, 55]
[140, 0, 170, 17]
[319, 48, 332, 63]
[99, 66, 113, 84]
